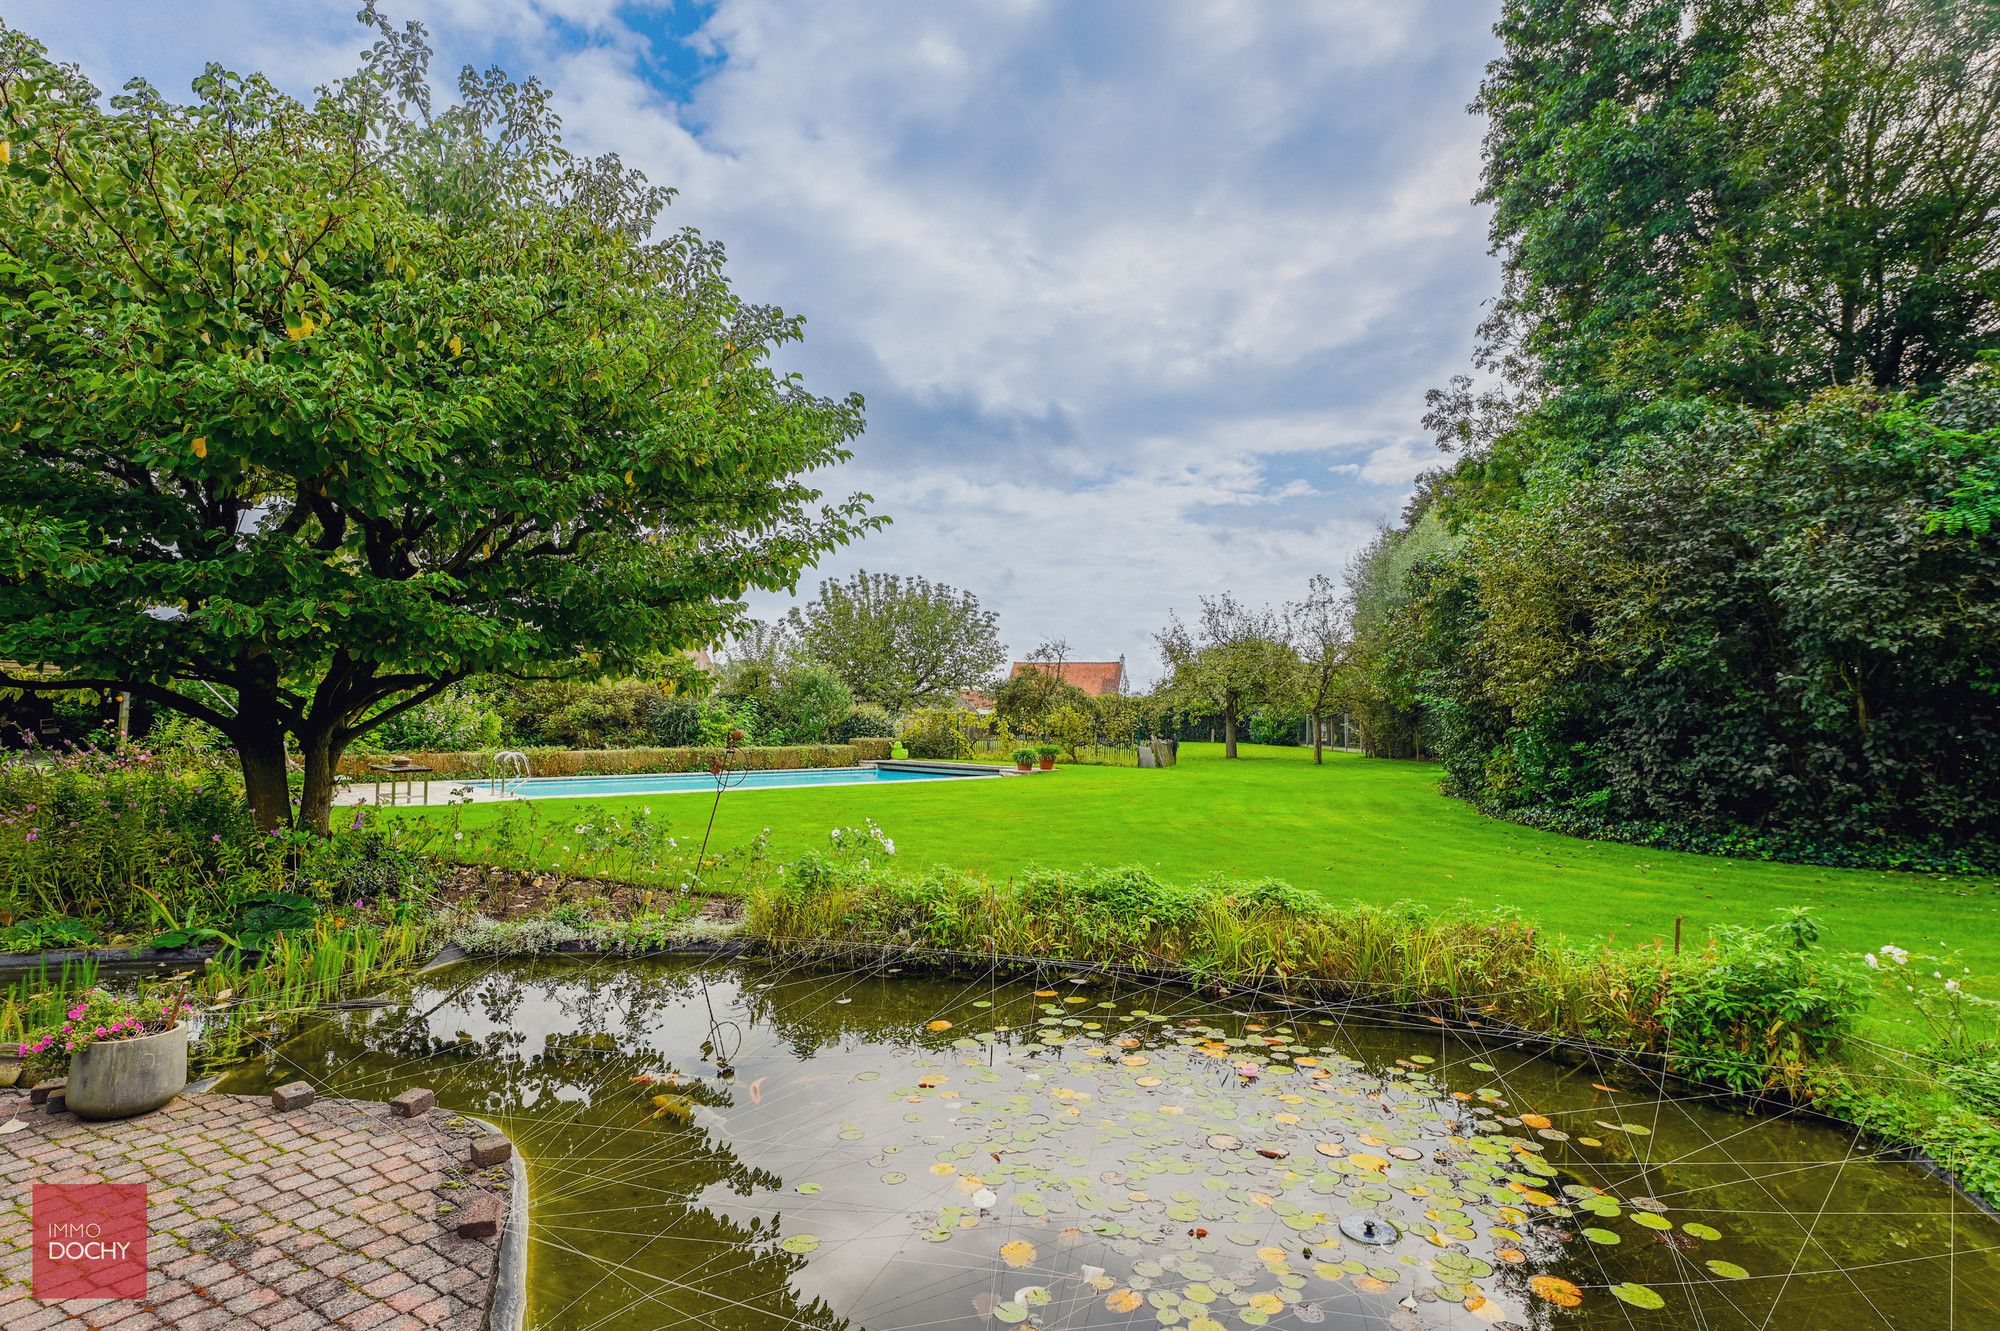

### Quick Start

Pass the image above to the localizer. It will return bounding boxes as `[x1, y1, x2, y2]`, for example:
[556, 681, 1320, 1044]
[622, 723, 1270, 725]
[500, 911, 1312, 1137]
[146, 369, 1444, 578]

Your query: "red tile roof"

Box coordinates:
[1008, 660, 1126, 697]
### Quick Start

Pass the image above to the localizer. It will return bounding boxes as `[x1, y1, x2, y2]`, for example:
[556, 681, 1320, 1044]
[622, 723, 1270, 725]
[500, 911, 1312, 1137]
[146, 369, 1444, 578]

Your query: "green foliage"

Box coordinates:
[356, 682, 501, 754]
[1044, 705, 1093, 760]
[0, 916, 97, 953]
[899, 707, 974, 761]
[766, 662, 854, 745]
[1342, 0, 2000, 867]
[832, 703, 895, 744]
[1155, 595, 1299, 758]
[1426, 381, 2000, 869]
[784, 571, 1006, 711]
[19, 985, 191, 1081]
[336, 742, 862, 781]
[1473, 0, 2000, 456]
[749, 859, 1861, 1097]
[1656, 913, 1864, 1094]
[1248, 710, 1306, 747]
[293, 824, 441, 907]
[0, 745, 279, 927]
[0, 15, 875, 834]
[993, 669, 1087, 737]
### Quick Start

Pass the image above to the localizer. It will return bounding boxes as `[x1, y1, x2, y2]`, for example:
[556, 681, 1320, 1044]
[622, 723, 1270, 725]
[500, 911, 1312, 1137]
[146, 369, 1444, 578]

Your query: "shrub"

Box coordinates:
[294, 824, 442, 907]
[850, 737, 893, 762]
[1045, 705, 1094, 759]
[899, 708, 973, 761]
[1249, 710, 1307, 746]
[768, 663, 854, 745]
[641, 695, 704, 748]
[355, 682, 501, 754]
[833, 703, 896, 744]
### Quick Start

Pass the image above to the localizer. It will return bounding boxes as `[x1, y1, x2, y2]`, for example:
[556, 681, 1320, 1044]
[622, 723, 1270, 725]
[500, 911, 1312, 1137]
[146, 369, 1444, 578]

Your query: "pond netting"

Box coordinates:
[213, 949, 2000, 1331]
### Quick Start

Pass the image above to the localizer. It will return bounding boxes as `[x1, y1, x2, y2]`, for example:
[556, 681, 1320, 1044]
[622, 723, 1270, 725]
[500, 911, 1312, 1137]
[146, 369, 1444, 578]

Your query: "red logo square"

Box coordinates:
[33, 1183, 148, 1300]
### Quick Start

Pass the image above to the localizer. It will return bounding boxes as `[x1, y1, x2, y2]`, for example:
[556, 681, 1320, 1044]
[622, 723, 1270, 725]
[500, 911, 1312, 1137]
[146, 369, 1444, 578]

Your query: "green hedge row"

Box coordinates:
[338, 740, 895, 781]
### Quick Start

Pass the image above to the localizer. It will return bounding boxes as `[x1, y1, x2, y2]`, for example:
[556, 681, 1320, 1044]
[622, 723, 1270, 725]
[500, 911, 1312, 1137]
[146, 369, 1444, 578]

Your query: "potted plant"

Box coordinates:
[1035, 744, 1059, 772]
[20, 988, 192, 1120]
[1012, 747, 1037, 773]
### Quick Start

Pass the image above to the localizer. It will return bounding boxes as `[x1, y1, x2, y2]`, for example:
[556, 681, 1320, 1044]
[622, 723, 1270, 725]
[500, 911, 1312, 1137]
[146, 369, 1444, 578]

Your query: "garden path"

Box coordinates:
[0, 1089, 513, 1330]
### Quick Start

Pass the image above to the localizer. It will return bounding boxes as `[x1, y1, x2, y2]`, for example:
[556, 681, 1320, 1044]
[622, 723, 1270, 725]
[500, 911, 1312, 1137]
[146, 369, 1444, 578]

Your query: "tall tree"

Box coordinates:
[1284, 574, 1351, 766]
[1468, 0, 2000, 469]
[784, 571, 1005, 712]
[0, 13, 876, 832]
[1155, 595, 1296, 760]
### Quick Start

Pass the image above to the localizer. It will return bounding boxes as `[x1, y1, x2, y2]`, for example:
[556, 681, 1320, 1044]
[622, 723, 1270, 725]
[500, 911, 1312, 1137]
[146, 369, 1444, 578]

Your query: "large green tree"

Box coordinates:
[0, 13, 876, 832]
[1348, 0, 2000, 869]
[1463, 0, 2000, 469]
[783, 570, 1004, 712]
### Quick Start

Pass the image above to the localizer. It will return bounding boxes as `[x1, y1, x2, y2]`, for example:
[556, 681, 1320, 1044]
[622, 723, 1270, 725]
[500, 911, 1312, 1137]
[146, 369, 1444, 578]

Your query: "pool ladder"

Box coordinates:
[489, 750, 531, 797]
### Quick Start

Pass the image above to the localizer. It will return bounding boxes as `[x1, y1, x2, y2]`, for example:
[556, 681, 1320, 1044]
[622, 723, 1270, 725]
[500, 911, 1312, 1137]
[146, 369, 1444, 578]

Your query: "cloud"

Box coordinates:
[4, 0, 1500, 670]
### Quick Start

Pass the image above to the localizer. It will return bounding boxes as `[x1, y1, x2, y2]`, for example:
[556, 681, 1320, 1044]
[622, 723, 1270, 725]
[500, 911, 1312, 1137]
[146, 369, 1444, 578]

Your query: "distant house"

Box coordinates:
[1007, 658, 1127, 697]
[958, 689, 996, 715]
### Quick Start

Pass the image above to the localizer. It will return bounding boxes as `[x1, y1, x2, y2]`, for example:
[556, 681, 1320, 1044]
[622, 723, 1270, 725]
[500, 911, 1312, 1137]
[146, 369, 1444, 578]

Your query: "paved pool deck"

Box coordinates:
[0, 1089, 517, 1330]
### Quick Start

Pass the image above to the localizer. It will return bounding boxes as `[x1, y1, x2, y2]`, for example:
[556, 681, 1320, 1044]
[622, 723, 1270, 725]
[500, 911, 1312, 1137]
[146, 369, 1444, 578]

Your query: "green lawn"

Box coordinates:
[425, 743, 1998, 1045]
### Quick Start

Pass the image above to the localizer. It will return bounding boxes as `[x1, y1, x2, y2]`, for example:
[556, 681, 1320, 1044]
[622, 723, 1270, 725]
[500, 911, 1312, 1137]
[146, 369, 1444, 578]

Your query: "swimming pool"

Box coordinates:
[502, 764, 994, 799]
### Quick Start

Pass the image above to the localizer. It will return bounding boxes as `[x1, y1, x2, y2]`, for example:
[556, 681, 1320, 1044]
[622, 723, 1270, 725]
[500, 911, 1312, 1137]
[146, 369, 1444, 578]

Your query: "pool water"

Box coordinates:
[215, 957, 2000, 1330]
[501, 765, 991, 799]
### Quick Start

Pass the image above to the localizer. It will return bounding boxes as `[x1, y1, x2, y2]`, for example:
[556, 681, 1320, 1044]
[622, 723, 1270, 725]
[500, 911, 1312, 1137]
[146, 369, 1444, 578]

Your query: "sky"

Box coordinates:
[7, 0, 1502, 681]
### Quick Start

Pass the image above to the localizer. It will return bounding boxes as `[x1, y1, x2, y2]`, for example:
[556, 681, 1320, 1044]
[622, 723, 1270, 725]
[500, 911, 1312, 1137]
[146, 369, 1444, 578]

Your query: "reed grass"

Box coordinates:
[747, 857, 1859, 1098]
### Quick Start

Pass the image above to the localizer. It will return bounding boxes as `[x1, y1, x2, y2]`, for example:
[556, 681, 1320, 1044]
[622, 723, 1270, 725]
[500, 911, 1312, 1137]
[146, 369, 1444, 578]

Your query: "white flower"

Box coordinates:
[882, 839, 896, 855]
[1946, 979, 1962, 992]
[453, 831, 464, 842]
[1865, 953, 1879, 969]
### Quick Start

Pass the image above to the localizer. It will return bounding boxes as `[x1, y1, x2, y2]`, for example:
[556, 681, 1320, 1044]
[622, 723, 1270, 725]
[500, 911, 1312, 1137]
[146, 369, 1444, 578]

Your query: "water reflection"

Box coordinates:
[214, 957, 2000, 1330]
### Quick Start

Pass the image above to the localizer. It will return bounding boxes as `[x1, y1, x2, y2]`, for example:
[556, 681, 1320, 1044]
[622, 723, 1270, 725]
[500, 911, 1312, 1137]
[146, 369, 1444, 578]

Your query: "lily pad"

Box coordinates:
[1611, 1282, 1667, 1310]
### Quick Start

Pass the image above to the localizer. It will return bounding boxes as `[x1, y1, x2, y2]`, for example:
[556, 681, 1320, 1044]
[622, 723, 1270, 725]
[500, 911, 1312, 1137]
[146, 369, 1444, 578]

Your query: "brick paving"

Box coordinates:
[0, 1091, 511, 1330]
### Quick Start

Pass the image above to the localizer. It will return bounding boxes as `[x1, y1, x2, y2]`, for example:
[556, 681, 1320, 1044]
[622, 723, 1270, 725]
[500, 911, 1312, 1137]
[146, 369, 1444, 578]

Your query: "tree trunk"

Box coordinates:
[297, 728, 345, 837]
[1222, 706, 1239, 759]
[233, 715, 292, 833]
[1312, 716, 1324, 765]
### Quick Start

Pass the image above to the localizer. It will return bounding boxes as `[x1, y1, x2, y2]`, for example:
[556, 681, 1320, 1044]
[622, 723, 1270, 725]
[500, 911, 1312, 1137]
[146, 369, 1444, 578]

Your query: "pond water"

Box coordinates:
[213, 956, 2000, 1331]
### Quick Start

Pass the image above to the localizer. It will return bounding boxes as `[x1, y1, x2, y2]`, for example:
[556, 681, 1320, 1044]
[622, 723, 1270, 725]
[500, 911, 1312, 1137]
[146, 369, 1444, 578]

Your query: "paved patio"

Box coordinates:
[0, 1089, 516, 1330]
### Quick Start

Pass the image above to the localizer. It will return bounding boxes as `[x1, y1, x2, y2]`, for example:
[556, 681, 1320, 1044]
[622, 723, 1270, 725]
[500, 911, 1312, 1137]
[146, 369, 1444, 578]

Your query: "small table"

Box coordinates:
[368, 763, 433, 806]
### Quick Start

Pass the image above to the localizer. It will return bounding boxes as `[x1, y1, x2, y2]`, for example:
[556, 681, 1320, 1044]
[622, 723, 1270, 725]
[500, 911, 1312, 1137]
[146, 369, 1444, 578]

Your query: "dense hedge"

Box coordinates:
[337, 743, 866, 781]
[849, 737, 893, 761]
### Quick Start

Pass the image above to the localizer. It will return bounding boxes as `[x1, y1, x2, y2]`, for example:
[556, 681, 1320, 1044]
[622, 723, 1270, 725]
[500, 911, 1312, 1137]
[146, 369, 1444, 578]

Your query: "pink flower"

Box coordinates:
[94, 1026, 106, 1037]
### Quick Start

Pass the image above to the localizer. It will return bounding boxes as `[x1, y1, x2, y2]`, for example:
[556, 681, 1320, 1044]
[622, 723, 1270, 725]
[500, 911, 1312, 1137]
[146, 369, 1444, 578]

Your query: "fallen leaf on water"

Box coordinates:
[1529, 1275, 1583, 1308]
[999, 1239, 1037, 1268]
[749, 1077, 765, 1104]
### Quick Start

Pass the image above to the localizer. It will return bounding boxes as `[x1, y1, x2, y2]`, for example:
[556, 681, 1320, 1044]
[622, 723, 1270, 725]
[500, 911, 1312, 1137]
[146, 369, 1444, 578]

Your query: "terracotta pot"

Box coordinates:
[1037, 756, 1055, 771]
[65, 1023, 188, 1120]
[1015, 761, 1033, 772]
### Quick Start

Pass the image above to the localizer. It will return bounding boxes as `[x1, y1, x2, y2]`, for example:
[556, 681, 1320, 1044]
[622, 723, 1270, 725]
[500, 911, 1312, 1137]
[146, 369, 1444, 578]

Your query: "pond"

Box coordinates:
[213, 956, 2000, 1330]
